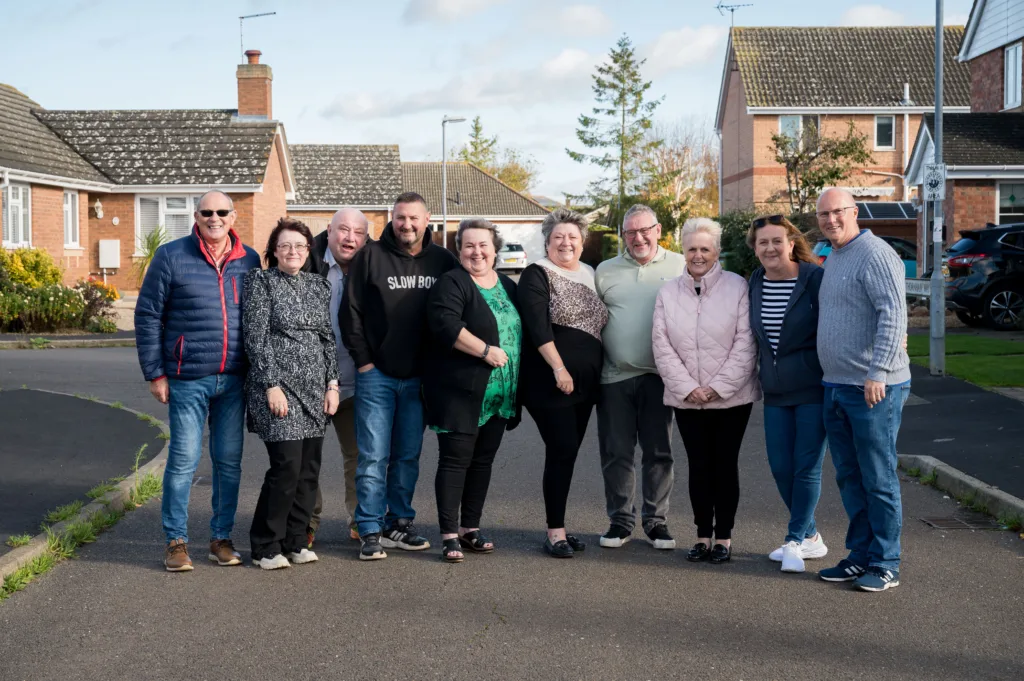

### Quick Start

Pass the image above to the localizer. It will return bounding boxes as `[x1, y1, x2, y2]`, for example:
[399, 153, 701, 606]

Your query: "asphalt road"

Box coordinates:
[1, 348, 1022, 681]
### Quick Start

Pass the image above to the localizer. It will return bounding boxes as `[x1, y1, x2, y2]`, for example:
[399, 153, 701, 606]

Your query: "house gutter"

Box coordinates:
[0, 166, 114, 192]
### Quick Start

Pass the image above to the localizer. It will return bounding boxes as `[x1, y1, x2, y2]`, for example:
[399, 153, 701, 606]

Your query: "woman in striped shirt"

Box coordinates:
[747, 215, 829, 575]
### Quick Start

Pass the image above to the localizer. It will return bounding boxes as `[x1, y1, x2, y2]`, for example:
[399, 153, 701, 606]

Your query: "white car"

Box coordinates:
[496, 242, 528, 273]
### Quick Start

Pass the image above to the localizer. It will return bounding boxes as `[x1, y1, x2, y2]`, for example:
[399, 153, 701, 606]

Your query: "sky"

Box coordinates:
[1, 0, 975, 202]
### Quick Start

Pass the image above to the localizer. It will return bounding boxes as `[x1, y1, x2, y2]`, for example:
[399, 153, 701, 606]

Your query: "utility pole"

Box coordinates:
[930, 0, 946, 375]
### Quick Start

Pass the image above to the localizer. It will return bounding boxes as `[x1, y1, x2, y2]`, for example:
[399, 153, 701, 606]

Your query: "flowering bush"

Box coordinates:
[0, 248, 63, 288]
[0, 282, 86, 332]
[75, 278, 119, 331]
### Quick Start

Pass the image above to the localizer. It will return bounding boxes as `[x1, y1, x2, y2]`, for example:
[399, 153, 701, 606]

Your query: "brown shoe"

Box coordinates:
[164, 539, 193, 572]
[208, 539, 242, 566]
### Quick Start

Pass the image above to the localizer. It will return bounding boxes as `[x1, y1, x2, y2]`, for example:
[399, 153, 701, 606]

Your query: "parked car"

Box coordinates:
[944, 223, 1024, 330]
[495, 242, 528, 274]
[812, 236, 918, 278]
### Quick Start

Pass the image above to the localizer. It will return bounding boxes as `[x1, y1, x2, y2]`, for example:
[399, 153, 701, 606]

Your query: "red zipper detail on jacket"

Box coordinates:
[176, 336, 184, 376]
[217, 271, 228, 373]
[232, 277, 238, 304]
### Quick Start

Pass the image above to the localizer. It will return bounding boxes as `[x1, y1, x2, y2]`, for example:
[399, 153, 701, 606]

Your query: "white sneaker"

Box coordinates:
[769, 533, 829, 562]
[286, 548, 319, 564]
[780, 540, 805, 573]
[253, 554, 290, 570]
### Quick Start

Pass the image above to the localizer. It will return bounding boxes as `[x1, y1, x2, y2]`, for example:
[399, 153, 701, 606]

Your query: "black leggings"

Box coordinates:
[250, 437, 323, 558]
[528, 402, 594, 528]
[674, 404, 752, 540]
[434, 416, 507, 535]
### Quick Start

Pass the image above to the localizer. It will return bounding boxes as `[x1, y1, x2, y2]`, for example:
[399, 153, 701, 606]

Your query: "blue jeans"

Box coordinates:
[764, 404, 827, 544]
[823, 383, 911, 571]
[353, 368, 425, 536]
[163, 374, 245, 543]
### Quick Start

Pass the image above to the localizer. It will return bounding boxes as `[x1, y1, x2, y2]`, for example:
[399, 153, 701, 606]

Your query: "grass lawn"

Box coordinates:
[907, 335, 1024, 386]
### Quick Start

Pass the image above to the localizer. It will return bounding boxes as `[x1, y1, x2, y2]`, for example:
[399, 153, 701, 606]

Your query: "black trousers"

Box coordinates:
[674, 404, 752, 540]
[250, 437, 323, 558]
[528, 401, 594, 529]
[434, 416, 507, 535]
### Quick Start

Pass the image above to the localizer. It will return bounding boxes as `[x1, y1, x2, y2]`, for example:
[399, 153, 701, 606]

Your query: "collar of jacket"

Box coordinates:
[750, 260, 819, 347]
[380, 221, 434, 258]
[191, 225, 247, 268]
[680, 259, 723, 294]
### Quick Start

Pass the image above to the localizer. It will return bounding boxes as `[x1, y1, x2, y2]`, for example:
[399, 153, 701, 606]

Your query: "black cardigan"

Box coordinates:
[423, 268, 521, 434]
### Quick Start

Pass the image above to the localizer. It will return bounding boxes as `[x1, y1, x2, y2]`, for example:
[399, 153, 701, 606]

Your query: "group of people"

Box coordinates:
[135, 185, 910, 593]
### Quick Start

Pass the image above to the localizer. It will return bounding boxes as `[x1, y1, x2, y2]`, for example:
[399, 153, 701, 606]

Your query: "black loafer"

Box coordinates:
[565, 534, 586, 552]
[686, 542, 711, 562]
[709, 543, 731, 563]
[543, 538, 574, 558]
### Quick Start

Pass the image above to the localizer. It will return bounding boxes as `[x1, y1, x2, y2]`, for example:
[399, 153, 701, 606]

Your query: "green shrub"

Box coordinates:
[0, 248, 63, 288]
[0, 282, 86, 332]
[86, 317, 118, 334]
[76, 278, 119, 329]
[716, 209, 760, 279]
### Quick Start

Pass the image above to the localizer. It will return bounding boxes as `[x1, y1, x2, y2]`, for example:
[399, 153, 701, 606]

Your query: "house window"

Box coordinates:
[1007, 43, 1023, 109]
[998, 183, 1024, 224]
[2, 184, 31, 248]
[779, 115, 819, 151]
[135, 194, 203, 252]
[64, 190, 79, 247]
[874, 115, 895, 150]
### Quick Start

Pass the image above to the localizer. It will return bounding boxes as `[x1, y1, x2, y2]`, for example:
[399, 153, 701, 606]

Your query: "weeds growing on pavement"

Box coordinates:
[28, 337, 51, 350]
[905, 467, 922, 478]
[42, 500, 84, 525]
[136, 413, 160, 427]
[126, 444, 162, 508]
[109, 401, 124, 409]
[5, 534, 31, 548]
[0, 553, 57, 602]
[157, 432, 170, 441]
[920, 470, 939, 487]
[86, 480, 118, 500]
[998, 514, 1024, 532]
[44, 526, 77, 560]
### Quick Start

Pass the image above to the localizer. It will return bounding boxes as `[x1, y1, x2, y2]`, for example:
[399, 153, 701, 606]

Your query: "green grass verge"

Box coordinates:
[5, 534, 31, 548]
[911, 354, 1024, 387]
[906, 335, 1024, 358]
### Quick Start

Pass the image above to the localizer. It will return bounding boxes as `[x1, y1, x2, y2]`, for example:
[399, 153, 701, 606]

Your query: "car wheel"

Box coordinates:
[955, 310, 986, 327]
[983, 287, 1024, 330]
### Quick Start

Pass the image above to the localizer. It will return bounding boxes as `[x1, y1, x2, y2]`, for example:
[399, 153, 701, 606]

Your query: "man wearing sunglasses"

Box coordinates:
[814, 187, 910, 593]
[135, 189, 261, 572]
[594, 203, 686, 551]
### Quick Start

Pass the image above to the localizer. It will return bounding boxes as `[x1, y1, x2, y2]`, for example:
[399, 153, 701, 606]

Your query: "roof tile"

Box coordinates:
[401, 162, 549, 217]
[288, 144, 401, 206]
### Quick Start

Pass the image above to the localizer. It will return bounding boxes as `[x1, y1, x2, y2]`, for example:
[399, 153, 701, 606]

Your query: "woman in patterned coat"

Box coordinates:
[517, 208, 608, 559]
[244, 218, 339, 570]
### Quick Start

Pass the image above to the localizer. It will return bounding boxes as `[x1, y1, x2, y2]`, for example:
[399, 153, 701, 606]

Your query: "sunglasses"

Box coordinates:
[751, 214, 785, 230]
[199, 209, 232, 218]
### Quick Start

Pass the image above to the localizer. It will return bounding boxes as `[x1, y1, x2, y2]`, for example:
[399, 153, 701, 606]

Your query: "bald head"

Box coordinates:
[816, 188, 860, 248]
[197, 190, 234, 211]
[327, 207, 369, 268]
[193, 189, 236, 247]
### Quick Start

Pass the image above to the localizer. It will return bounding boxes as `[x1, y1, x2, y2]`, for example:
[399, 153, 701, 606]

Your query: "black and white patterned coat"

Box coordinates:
[243, 267, 339, 442]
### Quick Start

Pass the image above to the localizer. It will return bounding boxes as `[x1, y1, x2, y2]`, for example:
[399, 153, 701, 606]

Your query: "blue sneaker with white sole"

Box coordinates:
[854, 566, 900, 592]
[819, 559, 866, 582]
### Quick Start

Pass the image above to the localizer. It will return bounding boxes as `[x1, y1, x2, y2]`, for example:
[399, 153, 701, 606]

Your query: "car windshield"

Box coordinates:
[501, 244, 524, 252]
[946, 237, 978, 254]
[812, 241, 830, 254]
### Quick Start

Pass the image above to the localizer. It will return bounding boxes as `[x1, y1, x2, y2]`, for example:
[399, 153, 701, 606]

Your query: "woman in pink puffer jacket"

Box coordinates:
[652, 217, 761, 565]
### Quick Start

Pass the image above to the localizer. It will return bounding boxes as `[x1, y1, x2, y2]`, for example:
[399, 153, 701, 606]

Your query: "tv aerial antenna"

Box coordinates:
[716, 2, 753, 26]
[240, 12, 277, 59]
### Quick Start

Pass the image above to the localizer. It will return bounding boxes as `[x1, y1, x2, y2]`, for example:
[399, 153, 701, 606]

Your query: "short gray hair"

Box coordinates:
[196, 190, 234, 211]
[622, 203, 658, 229]
[680, 217, 722, 252]
[541, 207, 588, 247]
[455, 218, 504, 252]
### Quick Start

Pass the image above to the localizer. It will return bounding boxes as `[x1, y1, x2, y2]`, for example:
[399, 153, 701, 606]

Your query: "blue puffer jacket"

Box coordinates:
[135, 227, 261, 381]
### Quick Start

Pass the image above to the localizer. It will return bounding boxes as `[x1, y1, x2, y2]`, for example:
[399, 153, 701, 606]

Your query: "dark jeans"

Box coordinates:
[763, 403, 828, 544]
[674, 403, 753, 540]
[528, 401, 594, 529]
[434, 416, 508, 535]
[249, 437, 324, 558]
[597, 374, 674, 533]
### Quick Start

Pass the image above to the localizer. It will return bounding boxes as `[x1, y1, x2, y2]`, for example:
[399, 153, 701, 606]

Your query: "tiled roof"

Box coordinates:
[731, 26, 970, 108]
[34, 109, 278, 185]
[923, 113, 1024, 166]
[288, 144, 401, 206]
[0, 83, 110, 184]
[401, 162, 549, 217]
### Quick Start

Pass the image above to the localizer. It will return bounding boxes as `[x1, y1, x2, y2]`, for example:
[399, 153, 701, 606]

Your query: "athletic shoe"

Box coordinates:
[599, 524, 632, 548]
[253, 554, 290, 570]
[855, 566, 900, 592]
[819, 559, 866, 582]
[645, 524, 676, 550]
[769, 532, 829, 562]
[164, 539, 193, 572]
[208, 539, 242, 566]
[359, 533, 387, 561]
[286, 548, 319, 564]
[380, 520, 430, 551]
[780, 540, 805, 573]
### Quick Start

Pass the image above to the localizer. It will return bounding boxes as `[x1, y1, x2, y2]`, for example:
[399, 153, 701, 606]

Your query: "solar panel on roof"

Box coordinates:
[898, 202, 915, 218]
[856, 202, 870, 218]
[862, 202, 907, 219]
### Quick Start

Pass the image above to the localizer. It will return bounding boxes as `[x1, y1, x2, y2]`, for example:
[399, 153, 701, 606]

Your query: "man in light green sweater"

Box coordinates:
[594, 204, 686, 550]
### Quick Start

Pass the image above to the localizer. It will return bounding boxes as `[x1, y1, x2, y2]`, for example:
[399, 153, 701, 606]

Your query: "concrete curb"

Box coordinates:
[899, 453, 1024, 522]
[0, 338, 135, 349]
[0, 391, 168, 582]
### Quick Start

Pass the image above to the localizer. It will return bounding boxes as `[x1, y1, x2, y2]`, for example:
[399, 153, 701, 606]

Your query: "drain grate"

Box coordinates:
[919, 513, 1002, 530]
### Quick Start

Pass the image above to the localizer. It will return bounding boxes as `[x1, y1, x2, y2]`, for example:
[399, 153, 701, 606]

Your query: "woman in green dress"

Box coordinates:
[424, 219, 522, 563]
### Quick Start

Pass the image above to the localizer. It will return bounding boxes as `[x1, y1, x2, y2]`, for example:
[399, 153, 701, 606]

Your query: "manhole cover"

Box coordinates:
[920, 513, 1002, 530]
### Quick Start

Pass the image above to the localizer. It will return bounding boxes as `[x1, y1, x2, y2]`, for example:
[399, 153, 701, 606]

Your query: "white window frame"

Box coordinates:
[134, 194, 203, 254]
[997, 182, 1024, 225]
[1006, 42, 1023, 110]
[2, 184, 32, 248]
[63, 190, 80, 247]
[874, 115, 895, 151]
[778, 114, 820, 152]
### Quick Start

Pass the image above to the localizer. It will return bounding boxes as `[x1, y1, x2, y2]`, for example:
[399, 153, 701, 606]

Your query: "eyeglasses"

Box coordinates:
[751, 214, 784, 230]
[199, 209, 232, 218]
[623, 224, 659, 239]
[276, 242, 309, 253]
[816, 206, 856, 221]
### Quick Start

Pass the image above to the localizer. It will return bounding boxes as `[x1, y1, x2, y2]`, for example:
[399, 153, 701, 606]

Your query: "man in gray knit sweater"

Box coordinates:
[814, 188, 911, 593]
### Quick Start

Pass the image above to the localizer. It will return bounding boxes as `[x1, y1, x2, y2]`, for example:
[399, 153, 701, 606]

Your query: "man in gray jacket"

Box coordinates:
[814, 188, 911, 593]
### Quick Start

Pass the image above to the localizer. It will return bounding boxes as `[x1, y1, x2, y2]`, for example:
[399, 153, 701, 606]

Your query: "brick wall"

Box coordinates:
[251, 137, 288, 257]
[950, 180, 997, 236]
[970, 48, 1005, 113]
[720, 50, 756, 212]
[86, 193, 137, 291]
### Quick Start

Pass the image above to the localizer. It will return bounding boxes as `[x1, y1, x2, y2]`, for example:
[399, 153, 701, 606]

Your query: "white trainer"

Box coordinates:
[800, 533, 828, 559]
[253, 554, 290, 570]
[780, 541, 805, 573]
[769, 544, 786, 562]
[286, 548, 319, 564]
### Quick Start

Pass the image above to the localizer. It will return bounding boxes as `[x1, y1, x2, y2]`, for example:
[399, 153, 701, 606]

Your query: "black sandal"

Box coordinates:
[441, 538, 464, 563]
[458, 530, 495, 554]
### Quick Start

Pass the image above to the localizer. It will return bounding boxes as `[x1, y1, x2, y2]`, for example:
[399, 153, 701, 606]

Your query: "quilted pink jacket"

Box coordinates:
[652, 262, 761, 409]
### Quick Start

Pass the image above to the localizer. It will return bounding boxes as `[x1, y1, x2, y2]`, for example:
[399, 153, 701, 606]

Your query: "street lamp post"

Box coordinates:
[441, 115, 466, 250]
[930, 0, 946, 375]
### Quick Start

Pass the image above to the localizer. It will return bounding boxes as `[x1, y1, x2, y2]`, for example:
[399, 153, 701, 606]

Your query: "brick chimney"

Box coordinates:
[236, 49, 272, 119]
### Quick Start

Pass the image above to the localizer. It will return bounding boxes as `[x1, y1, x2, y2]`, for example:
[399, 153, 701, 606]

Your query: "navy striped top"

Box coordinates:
[760, 277, 797, 353]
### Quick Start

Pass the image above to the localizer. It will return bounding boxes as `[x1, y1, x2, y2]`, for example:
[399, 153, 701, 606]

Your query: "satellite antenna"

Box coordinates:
[240, 12, 277, 59]
[715, 2, 753, 26]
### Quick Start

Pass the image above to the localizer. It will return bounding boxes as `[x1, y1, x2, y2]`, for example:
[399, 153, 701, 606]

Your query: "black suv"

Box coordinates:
[944, 223, 1024, 330]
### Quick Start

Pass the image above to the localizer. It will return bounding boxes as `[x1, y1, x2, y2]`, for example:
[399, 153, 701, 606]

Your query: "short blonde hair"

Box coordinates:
[680, 217, 722, 252]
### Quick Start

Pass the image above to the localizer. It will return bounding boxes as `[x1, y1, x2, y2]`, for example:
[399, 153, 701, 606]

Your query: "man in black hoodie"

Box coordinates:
[341, 192, 458, 560]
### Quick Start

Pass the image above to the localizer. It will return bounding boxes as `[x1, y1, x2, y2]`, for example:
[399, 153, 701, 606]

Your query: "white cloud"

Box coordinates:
[840, 5, 906, 26]
[643, 25, 729, 76]
[402, 0, 504, 24]
[553, 4, 612, 36]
